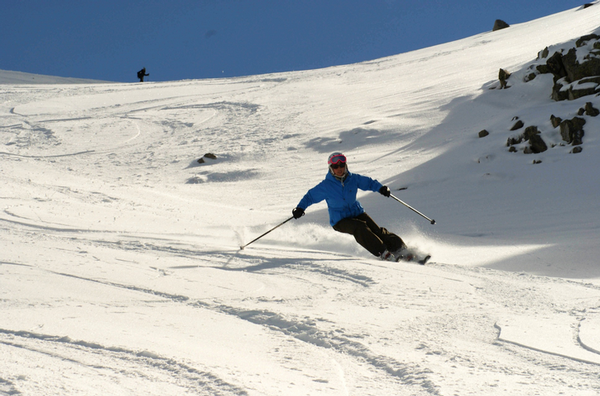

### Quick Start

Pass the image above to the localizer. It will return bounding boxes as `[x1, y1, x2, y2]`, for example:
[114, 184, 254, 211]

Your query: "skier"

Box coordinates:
[137, 67, 149, 82]
[292, 152, 408, 261]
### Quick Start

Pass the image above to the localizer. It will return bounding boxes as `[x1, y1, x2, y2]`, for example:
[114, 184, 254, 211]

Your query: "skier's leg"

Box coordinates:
[333, 217, 386, 256]
[356, 213, 405, 252]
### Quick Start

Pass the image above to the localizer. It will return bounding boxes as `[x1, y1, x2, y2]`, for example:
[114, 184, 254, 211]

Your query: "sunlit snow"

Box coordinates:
[2, 4, 600, 395]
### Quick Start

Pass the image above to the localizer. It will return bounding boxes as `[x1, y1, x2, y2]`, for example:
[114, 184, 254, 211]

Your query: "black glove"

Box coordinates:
[292, 207, 305, 219]
[379, 186, 391, 197]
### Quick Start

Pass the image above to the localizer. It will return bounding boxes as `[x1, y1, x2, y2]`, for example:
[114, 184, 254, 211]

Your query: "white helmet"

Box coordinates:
[327, 152, 348, 178]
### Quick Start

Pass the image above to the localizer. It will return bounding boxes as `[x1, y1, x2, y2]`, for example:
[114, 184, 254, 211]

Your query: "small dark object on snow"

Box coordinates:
[493, 20, 510, 31]
[560, 117, 586, 145]
[584, 102, 600, 117]
[550, 115, 562, 128]
[197, 153, 218, 164]
[498, 68, 511, 89]
[528, 134, 548, 153]
[510, 120, 524, 131]
[137, 67, 149, 82]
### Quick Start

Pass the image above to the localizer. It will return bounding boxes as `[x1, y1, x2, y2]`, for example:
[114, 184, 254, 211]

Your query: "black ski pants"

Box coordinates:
[333, 212, 405, 257]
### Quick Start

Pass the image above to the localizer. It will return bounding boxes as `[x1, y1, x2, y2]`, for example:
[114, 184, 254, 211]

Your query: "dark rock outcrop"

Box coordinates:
[510, 120, 524, 131]
[535, 34, 600, 101]
[493, 20, 510, 31]
[560, 117, 586, 145]
[493, 33, 599, 162]
[584, 102, 600, 116]
[528, 134, 548, 153]
[499, 68, 511, 89]
[550, 115, 562, 128]
[197, 153, 218, 164]
[507, 126, 548, 154]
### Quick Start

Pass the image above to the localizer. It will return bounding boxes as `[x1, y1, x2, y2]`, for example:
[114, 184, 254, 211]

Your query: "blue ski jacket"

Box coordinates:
[297, 171, 383, 226]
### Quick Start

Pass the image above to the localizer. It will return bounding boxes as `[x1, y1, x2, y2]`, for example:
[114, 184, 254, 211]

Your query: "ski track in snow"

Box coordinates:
[3, 222, 600, 395]
[3, 98, 600, 393]
[0, 328, 247, 396]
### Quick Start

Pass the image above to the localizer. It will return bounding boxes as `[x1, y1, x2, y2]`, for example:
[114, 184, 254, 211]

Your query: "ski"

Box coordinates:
[417, 255, 431, 265]
[395, 251, 431, 265]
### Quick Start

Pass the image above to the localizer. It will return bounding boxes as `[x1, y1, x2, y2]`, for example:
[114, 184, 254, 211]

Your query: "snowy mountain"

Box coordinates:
[2, 3, 600, 395]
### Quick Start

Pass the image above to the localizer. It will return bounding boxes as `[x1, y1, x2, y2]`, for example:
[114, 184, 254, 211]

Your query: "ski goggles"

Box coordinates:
[328, 154, 347, 165]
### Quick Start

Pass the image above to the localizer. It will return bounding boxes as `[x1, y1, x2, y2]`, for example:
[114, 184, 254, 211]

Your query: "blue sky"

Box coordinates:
[1, 0, 589, 82]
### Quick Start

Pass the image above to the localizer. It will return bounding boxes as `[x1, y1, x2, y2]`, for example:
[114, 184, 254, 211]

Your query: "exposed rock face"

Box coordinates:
[534, 34, 600, 101]
[492, 31, 599, 161]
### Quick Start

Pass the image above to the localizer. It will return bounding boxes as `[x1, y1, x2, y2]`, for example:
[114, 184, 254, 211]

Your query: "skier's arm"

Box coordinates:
[293, 181, 327, 218]
[297, 183, 326, 210]
[356, 174, 390, 197]
[356, 174, 383, 193]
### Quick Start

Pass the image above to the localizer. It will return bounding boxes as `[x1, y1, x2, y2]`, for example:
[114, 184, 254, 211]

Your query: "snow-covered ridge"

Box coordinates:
[0, 69, 110, 84]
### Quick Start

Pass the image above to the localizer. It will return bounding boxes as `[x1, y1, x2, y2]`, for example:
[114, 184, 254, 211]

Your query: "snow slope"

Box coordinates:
[2, 4, 600, 395]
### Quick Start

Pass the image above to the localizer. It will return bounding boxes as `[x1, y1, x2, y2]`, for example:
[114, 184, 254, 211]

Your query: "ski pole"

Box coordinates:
[240, 216, 294, 250]
[389, 193, 436, 225]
